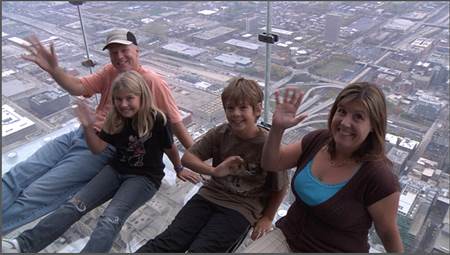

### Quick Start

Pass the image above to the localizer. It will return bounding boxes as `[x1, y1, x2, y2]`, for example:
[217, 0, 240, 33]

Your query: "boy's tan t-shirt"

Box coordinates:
[188, 123, 288, 224]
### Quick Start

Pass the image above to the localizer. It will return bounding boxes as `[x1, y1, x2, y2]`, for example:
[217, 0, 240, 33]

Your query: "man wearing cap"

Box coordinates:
[2, 28, 200, 235]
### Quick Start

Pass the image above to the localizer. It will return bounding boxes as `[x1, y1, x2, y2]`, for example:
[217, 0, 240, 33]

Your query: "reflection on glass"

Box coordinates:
[2, 1, 449, 253]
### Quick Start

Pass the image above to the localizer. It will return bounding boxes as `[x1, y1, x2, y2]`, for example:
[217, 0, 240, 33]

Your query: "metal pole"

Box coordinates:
[263, 0, 272, 124]
[70, 1, 99, 104]
[76, 5, 93, 75]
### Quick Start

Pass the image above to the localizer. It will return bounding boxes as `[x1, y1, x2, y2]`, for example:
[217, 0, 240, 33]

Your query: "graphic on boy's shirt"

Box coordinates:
[218, 159, 265, 194]
[119, 134, 150, 167]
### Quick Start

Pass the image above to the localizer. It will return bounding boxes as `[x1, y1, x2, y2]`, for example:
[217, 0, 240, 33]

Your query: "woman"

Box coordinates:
[243, 82, 404, 252]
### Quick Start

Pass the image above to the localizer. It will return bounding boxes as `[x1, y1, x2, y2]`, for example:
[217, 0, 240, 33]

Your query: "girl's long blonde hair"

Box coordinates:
[103, 70, 166, 138]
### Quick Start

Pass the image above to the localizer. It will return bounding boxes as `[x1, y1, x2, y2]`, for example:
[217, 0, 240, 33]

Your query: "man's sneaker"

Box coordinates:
[2, 239, 21, 253]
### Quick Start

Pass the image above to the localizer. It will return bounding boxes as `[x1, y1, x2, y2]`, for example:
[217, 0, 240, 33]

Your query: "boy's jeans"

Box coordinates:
[136, 194, 251, 253]
[16, 165, 157, 253]
[2, 127, 115, 234]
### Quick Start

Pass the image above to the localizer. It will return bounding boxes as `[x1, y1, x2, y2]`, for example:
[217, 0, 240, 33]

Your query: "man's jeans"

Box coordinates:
[2, 127, 115, 234]
[16, 165, 157, 253]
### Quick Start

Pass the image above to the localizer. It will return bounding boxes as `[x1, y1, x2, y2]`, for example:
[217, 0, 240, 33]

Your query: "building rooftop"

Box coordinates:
[401, 11, 428, 21]
[399, 138, 420, 151]
[422, 168, 435, 177]
[387, 147, 409, 165]
[383, 18, 415, 31]
[2, 78, 38, 97]
[399, 188, 418, 215]
[417, 157, 439, 167]
[408, 201, 429, 236]
[214, 53, 251, 66]
[193, 26, 236, 41]
[8, 36, 31, 47]
[162, 42, 206, 57]
[2, 104, 35, 138]
[224, 39, 260, 50]
[198, 9, 218, 16]
[30, 90, 68, 104]
[386, 133, 400, 145]
[411, 38, 434, 48]
[260, 27, 294, 36]
[433, 223, 450, 253]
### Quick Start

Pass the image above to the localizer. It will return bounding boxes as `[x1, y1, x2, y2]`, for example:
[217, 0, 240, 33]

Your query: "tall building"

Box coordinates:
[245, 16, 259, 33]
[397, 185, 420, 252]
[324, 14, 341, 42]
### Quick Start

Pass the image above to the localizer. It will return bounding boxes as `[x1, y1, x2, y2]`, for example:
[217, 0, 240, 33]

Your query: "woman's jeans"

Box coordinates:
[2, 127, 115, 234]
[15, 165, 157, 253]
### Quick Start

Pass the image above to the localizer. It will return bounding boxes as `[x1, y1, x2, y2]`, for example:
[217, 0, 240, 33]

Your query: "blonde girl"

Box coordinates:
[5, 71, 184, 253]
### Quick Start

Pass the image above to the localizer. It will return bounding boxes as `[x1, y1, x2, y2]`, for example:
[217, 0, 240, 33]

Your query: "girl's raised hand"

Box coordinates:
[272, 87, 307, 130]
[74, 99, 96, 127]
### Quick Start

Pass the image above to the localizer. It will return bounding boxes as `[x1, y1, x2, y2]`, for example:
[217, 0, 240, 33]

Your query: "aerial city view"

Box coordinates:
[2, 1, 449, 253]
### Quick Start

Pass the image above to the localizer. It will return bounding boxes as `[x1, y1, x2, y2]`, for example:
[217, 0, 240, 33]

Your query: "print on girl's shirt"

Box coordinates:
[120, 135, 150, 167]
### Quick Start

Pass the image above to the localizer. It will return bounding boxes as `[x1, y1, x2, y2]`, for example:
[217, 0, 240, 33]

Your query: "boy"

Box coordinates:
[136, 77, 288, 253]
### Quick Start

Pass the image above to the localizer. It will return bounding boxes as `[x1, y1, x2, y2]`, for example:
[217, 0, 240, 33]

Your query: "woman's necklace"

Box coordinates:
[323, 146, 352, 168]
[329, 159, 350, 168]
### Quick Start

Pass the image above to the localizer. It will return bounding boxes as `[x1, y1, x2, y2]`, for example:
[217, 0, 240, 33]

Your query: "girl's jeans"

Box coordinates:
[16, 165, 157, 253]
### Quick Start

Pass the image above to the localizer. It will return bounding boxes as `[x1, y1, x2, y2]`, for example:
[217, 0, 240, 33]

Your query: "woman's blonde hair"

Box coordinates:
[103, 70, 166, 137]
[327, 82, 388, 162]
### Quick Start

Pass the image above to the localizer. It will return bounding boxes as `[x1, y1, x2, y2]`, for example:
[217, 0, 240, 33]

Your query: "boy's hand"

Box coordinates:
[251, 216, 274, 240]
[176, 167, 202, 184]
[213, 156, 244, 177]
[272, 87, 308, 130]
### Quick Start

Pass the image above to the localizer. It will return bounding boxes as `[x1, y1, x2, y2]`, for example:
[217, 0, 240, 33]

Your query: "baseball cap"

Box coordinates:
[103, 28, 138, 50]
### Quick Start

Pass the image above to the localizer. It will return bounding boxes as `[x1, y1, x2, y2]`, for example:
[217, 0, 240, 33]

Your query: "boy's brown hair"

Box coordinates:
[221, 77, 264, 118]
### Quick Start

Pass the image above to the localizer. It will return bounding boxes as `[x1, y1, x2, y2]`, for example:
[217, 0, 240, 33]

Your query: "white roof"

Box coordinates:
[422, 168, 434, 177]
[384, 18, 414, 31]
[399, 189, 417, 215]
[141, 18, 154, 24]
[194, 81, 211, 89]
[276, 42, 288, 47]
[2, 70, 16, 78]
[224, 39, 259, 50]
[215, 53, 251, 65]
[198, 9, 218, 15]
[386, 133, 399, 145]
[2, 104, 35, 137]
[8, 37, 31, 46]
[399, 138, 419, 150]
[162, 43, 206, 57]
[417, 157, 438, 167]
[260, 27, 294, 35]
